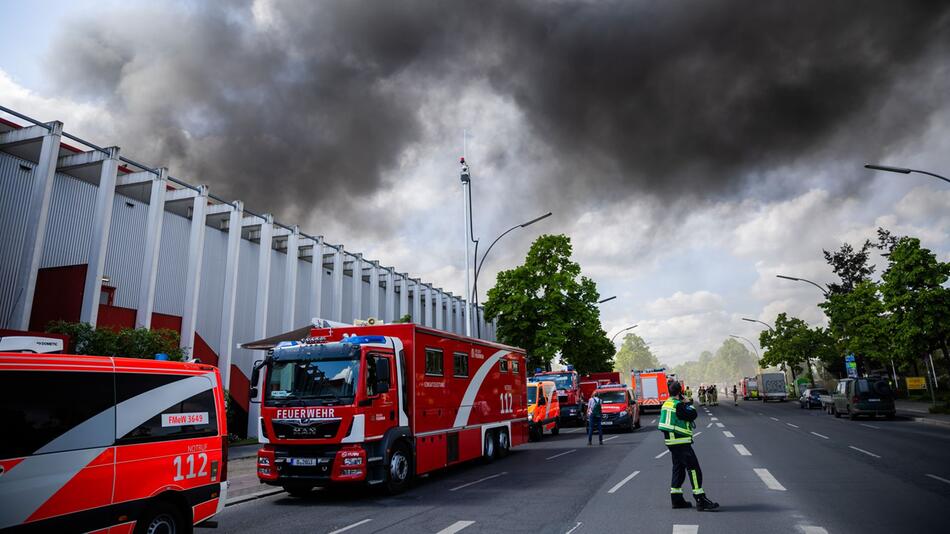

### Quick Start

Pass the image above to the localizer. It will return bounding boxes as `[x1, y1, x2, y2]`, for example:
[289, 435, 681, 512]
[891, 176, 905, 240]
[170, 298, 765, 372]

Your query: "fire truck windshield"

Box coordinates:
[527, 387, 538, 404]
[547, 373, 574, 390]
[265, 344, 360, 405]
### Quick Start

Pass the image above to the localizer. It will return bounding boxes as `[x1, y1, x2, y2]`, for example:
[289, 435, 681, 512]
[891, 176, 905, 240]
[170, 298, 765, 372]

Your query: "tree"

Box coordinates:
[823, 240, 876, 295]
[819, 280, 890, 374]
[614, 333, 660, 373]
[672, 339, 758, 386]
[484, 234, 613, 373]
[759, 314, 836, 386]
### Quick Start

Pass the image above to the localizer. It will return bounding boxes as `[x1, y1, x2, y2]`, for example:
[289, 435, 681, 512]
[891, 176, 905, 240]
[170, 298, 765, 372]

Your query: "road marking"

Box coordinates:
[754, 468, 786, 491]
[734, 444, 751, 456]
[546, 449, 577, 461]
[604, 435, 619, 442]
[786, 423, 799, 428]
[810, 432, 829, 439]
[328, 519, 372, 534]
[672, 525, 699, 534]
[656, 450, 670, 459]
[436, 521, 476, 534]
[564, 428, 584, 433]
[449, 472, 507, 491]
[926, 473, 950, 485]
[723, 431, 734, 438]
[860, 423, 880, 430]
[706, 422, 713, 428]
[849, 445, 881, 459]
[693, 431, 703, 437]
[800, 527, 829, 534]
[565, 522, 583, 534]
[715, 422, 724, 428]
[607, 470, 641, 493]
[905, 408, 928, 414]
[711, 417, 719, 421]
[769, 417, 779, 421]
[650, 418, 657, 424]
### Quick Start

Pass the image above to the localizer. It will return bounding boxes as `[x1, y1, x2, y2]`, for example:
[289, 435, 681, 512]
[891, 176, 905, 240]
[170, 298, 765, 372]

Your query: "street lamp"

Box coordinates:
[741, 317, 774, 332]
[776, 274, 830, 297]
[864, 164, 950, 184]
[598, 296, 617, 304]
[610, 324, 638, 344]
[729, 334, 760, 360]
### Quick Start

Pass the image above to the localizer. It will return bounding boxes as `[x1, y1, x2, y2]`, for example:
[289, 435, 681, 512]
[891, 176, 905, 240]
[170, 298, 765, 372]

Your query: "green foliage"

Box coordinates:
[673, 339, 758, 386]
[822, 240, 876, 295]
[759, 313, 836, 384]
[484, 234, 613, 373]
[46, 321, 184, 360]
[820, 280, 889, 369]
[614, 333, 660, 373]
[395, 314, 413, 324]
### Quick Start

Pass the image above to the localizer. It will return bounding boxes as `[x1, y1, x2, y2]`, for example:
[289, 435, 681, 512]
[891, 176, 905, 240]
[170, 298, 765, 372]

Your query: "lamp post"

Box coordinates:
[729, 334, 760, 360]
[776, 274, 829, 297]
[741, 317, 774, 332]
[864, 164, 950, 184]
[598, 296, 617, 304]
[611, 324, 638, 344]
[460, 158, 473, 336]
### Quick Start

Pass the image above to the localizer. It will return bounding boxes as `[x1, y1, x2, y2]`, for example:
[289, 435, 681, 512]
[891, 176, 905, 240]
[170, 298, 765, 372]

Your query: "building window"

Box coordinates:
[99, 286, 115, 306]
[499, 359, 509, 373]
[453, 352, 469, 378]
[425, 348, 443, 376]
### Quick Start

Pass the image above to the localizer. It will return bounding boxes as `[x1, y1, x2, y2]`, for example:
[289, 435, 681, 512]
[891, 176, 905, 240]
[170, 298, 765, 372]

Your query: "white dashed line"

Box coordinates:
[650, 418, 657, 424]
[546, 450, 577, 461]
[800, 527, 829, 534]
[754, 468, 786, 491]
[905, 408, 928, 414]
[656, 450, 670, 459]
[769, 417, 779, 421]
[436, 521, 476, 534]
[926, 473, 950, 485]
[860, 423, 880, 430]
[711, 417, 719, 421]
[604, 435, 619, 442]
[449, 472, 507, 491]
[607, 470, 641, 493]
[849, 445, 881, 459]
[672, 525, 699, 534]
[786, 423, 799, 428]
[328, 519, 373, 534]
[723, 431, 734, 438]
[565, 522, 583, 534]
[693, 432, 703, 437]
[734, 444, 751, 456]
[715, 422, 724, 428]
[810, 432, 829, 440]
[706, 422, 713, 428]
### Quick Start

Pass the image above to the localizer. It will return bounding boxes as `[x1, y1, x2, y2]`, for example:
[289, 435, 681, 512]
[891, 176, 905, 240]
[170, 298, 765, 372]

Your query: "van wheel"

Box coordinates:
[849, 408, 858, 421]
[552, 420, 560, 436]
[834, 407, 841, 418]
[135, 501, 185, 534]
[484, 431, 497, 462]
[282, 483, 314, 497]
[497, 429, 511, 457]
[385, 443, 412, 494]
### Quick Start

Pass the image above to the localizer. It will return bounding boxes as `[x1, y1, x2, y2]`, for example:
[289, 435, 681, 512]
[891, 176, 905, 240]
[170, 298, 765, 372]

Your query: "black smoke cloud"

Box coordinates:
[46, 0, 950, 223]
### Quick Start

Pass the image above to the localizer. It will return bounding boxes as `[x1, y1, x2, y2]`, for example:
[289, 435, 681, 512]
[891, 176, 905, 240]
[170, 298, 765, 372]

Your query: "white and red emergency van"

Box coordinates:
[252, 323, 527, 496]
[0, 353, 228, 533]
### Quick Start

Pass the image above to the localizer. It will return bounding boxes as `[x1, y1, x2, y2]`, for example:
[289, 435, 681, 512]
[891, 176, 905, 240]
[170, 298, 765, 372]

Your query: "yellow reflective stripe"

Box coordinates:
[670, 487, 683, 494]
[690, 470, 701, 490]
[665, 436, 692, 445]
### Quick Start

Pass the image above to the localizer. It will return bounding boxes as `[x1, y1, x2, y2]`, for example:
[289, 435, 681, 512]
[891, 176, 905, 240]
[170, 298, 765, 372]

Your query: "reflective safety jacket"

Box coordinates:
[658, 398, 697, 446]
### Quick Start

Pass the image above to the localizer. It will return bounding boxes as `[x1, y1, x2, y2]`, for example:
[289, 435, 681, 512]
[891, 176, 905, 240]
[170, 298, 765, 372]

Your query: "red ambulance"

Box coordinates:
[252, 323, 527, 496]
[0, 353, 228, 533]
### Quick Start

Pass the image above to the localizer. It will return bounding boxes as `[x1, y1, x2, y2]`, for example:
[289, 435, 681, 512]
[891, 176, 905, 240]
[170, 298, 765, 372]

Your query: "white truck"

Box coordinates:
[757, 372, 787, 402]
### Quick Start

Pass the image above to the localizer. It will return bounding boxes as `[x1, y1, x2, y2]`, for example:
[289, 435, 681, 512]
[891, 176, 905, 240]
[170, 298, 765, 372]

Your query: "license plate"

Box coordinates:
[868, 398, 880, 402]
[602, 421, 613, 425]
[290, 457, 317, 466]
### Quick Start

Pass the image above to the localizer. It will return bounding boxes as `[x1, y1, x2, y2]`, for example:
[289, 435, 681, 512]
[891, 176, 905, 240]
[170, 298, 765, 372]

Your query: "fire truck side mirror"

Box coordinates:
[249, 359, 264, 403]
[374, 381, 391, 395]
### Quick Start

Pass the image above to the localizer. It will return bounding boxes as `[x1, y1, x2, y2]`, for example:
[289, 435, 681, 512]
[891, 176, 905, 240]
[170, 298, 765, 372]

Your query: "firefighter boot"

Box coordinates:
[671, 494, 692, 509]
[695, 494, 720, 512]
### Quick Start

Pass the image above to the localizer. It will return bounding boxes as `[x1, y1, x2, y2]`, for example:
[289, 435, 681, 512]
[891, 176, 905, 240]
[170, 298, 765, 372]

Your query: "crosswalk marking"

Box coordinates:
[754, 468, 786, 491]
[607, 470, 640, 493]
[436, 521, 476, 534]
[328, 519, 372, 534]
[672, 525, 698, 534]
[723, 431, 734, 438]
[734, 444, 751, 456]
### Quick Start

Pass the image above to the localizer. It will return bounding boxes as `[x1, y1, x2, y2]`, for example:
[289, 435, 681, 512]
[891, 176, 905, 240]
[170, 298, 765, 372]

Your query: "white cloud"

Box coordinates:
[647, 291, 725, 318]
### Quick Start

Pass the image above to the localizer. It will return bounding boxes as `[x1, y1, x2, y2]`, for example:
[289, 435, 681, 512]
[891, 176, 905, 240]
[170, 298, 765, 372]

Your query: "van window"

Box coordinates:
[425, 348, 444, 376]
[116, 373, 218, 444]
[856, 379, 871, 393]
[1, 371, 114, 459]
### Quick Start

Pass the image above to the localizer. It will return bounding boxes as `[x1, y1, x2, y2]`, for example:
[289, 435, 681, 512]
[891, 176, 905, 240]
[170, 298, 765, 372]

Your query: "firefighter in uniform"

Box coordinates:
[658, 381, 720, 511]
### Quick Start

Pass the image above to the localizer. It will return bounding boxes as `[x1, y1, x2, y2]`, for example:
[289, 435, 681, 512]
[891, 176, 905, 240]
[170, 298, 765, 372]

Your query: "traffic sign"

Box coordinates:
[906, 376, 927, 390]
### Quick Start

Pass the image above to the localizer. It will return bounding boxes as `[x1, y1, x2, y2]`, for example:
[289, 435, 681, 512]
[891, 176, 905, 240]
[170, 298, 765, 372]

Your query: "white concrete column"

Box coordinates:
[135, 168, 167, 329]
[281, 226, 300, 330]
[218, 201, 243, 389]
[79, 147, 121, 326]
[412, 279, 422, 325]
[368, 261, 380, 319]
[351, 253, 363, 322]
[435, 290, 444, 330]
[254, 214, 274, 341]
[384, 269, 396, 322]
[399, 274, 409, 323]
[8, 121, 62, 331]
[332, 246, 344, 322]
[423, 285, 433, 327]
[308, 236, 324, 321]
[180, 185, 209, 354]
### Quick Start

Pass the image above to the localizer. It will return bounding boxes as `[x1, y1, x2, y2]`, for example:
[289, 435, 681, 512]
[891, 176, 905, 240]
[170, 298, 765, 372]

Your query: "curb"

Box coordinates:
[225, 488, 284, 507]
[909, 415, 950, 429]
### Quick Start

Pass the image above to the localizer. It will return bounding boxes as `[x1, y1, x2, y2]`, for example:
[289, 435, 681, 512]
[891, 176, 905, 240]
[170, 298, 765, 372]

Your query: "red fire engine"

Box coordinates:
[632, 368, 670, 413]
[252, 323, 527, 495]
[530, 366, 585, 425]
[579, 371, 621, 401]
[0, 353, 228, 533]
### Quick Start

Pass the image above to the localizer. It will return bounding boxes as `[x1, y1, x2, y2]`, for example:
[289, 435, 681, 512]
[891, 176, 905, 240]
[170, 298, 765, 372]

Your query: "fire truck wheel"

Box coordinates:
[282, 483, 315, 497]
[135, 500, 186, 534]
[497, 429, 511, 457]
[551, 419, 560, 436]
[483, 431, 497, 462]
[385, 444, 412, 494]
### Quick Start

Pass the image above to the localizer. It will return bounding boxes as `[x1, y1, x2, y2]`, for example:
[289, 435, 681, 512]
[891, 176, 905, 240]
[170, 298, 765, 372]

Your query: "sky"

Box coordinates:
[2, 0, 949, 366]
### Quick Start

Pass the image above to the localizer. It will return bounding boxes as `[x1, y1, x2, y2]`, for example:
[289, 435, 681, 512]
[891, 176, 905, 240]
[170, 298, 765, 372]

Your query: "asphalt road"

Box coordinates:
[217, 401, 950, 534]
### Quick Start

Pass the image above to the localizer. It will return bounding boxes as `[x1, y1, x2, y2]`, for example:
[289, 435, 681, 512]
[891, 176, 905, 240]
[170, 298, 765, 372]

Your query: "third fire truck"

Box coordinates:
[530, 366, 585, 425]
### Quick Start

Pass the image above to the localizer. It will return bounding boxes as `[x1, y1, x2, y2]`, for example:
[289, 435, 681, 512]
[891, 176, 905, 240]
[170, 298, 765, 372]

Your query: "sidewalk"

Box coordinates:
[228, 443, 262, 460]
[895, 399, 950, 428]
[225, 455, 284, 505]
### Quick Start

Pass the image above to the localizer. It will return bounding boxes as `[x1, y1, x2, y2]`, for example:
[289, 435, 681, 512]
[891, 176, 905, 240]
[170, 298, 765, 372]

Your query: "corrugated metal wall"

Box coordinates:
[0, 154, 35, 324]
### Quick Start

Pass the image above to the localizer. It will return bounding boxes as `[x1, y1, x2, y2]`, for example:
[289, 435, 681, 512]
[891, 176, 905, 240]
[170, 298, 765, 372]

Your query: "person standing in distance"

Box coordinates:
[658, 380, 719, 511]
[587, 393, 603, 446]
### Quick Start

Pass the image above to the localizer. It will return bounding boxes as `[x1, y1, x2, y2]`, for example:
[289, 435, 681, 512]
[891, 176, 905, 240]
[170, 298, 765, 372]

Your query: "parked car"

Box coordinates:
[832, 378, 896, 420]
[799, 388, 828, 409]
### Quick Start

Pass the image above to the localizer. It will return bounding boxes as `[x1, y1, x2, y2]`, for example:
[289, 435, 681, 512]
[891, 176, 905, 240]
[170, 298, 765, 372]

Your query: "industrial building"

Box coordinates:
[0, 105, 495, 436]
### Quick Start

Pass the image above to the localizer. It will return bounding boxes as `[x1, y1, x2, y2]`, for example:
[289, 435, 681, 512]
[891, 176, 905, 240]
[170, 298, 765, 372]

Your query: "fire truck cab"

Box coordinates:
[0, 353, 228, 533]
[252, 323, 527, 496]
[530, 366, 585, 425]
[526, 380, 560, 441]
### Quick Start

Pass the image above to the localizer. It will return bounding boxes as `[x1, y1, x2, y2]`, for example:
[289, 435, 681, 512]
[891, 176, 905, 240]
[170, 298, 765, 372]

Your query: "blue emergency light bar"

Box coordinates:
[341, 335, 388, 345]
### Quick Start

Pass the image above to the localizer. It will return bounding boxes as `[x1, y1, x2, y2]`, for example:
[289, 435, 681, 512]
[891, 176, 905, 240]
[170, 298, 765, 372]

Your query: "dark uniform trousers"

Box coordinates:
[668, 442, 704, 495]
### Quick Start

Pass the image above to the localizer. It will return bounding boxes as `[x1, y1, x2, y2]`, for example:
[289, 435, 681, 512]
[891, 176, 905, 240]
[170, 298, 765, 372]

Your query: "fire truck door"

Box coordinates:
[364, 352, 396, 439]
